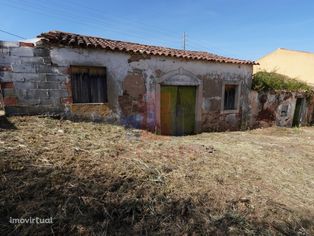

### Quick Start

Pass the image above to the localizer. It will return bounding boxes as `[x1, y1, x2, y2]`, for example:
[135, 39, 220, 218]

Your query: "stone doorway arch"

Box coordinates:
[155, 67, 203, 135]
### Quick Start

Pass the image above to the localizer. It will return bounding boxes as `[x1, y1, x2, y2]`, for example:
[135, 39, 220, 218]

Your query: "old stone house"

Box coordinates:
[0, 31, 256, 135]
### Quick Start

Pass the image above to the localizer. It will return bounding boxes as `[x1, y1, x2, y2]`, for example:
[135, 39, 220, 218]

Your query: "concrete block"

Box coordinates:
[19, 98, 61, 106]
[14, 81, 37, 90]
[43, 57, 52, 65]
[33, 48, 50, 57]
[10, 47, 34, 57]
[23, 98, 41, 106]
[2, 88, 15, 97]
[48, 89, 68, 98]
[36, 81, 61, 89]
[12, 73, 44, 82]
[38, 97, 61, 106]
[0, 48, 11, 55]
[14, 88, 28, 98]
[11, 64, 36, 73]
[3, 56, 21, 64]
[0, 41, 19, 48]
[23, 89, 67, 100]
[27, 89, 50, 99]
[35, 64, 53, 73]
[0, 56, 12, 64]
[0, 72, 13, 82]
[46, 74, 67, 82]
[19, 56, 45, 64]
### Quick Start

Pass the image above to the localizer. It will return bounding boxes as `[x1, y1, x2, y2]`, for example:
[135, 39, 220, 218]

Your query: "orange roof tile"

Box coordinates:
[38, 31, 256, 65]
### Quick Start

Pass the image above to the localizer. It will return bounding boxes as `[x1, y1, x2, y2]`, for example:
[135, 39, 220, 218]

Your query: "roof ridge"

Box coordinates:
[49, 30, 216, 55]
[38, 30, 256, 65]
[278, 48, 314, 55]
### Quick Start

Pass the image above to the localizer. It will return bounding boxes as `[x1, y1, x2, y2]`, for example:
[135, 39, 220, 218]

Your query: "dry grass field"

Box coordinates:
[0, 116, 313, 235]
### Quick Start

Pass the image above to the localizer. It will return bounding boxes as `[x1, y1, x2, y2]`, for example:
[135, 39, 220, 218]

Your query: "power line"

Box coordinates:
[0, 29, 26, 40]
[1, 0, 234, 55]
[3, 0, 219, 52]
[3, 1, 181, 46]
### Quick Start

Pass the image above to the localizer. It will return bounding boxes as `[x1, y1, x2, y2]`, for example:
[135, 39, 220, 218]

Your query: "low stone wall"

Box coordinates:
[249, 90, 313, 128]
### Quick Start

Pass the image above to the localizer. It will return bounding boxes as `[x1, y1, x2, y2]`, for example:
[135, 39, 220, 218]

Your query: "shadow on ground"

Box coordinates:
[0, 146, 313, 236]
[0, 115, 17, 130]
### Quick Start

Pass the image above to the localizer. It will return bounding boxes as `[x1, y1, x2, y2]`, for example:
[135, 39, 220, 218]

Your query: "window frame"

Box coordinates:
[221, 81, 241, 113]
[70, 65, 108, 104]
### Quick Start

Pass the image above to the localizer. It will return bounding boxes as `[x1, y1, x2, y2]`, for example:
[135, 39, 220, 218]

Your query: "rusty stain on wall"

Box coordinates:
[122, 72, 145, 98]
[117, 70, 147, 128]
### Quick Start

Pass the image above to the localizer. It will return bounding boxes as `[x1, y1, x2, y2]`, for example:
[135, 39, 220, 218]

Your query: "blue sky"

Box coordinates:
[1, 0, 314, 60]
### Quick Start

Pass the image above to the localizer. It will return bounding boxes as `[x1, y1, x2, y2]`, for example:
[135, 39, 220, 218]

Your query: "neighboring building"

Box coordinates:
[0, 31, 256, 135]
[254, 48, 314, 86]
[249, 90, 314, 128]
[253, 48, 314, 127]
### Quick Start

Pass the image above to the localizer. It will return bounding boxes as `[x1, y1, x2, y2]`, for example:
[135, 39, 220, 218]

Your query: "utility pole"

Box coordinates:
[183, 32, 186, 50]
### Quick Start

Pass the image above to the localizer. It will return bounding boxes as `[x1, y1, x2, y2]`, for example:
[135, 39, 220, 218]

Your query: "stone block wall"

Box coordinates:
[0, 41, 69, 116]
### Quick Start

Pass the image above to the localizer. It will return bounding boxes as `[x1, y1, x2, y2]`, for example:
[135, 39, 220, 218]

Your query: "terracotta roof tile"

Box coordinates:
[38, 31, 256, 65]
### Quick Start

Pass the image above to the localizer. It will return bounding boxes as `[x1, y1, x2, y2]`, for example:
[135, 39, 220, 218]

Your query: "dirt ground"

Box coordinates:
[0, 116, 313, 235]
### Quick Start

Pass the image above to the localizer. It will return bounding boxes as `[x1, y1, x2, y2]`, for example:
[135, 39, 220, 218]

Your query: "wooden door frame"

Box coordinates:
[155, 68, 202, 134]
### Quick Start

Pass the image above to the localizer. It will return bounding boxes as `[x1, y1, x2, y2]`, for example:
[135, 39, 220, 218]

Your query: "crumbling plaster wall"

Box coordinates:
[50, 47, 253, 132]
[249, 90, 311, 128]
[1, 42, 253, 132]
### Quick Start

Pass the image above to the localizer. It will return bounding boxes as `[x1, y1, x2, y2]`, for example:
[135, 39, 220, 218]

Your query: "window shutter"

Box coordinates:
[71, 66, 107, 103]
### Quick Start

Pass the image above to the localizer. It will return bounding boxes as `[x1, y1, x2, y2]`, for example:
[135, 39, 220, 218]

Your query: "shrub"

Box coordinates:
[252, 71, 313, 94]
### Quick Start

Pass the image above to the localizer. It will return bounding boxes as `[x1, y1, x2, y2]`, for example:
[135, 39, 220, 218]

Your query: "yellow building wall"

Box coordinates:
[254, 48, 314, 86]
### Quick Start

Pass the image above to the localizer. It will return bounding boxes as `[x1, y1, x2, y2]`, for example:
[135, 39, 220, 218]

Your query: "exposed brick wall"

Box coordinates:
[3, 96, 17, 106]
[0, 65, 12, 72]
[19, 42, 34, 47]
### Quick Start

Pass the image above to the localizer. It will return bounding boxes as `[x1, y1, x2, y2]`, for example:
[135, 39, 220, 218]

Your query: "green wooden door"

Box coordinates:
[160, 86, 178, 135]
[176, 86, 196, 135]
[160, 86, 196, 135]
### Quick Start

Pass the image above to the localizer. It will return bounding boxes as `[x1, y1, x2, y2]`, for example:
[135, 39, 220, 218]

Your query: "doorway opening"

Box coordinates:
[160, 85, 196, 136]
[292, 98, 304, 127]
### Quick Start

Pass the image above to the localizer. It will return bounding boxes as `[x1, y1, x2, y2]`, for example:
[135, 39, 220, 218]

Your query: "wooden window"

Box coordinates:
[70, 66, 107, 103]
[224, 84, 238, 110]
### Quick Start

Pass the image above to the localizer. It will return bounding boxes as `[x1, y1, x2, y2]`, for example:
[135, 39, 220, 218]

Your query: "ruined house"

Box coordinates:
[0, 31, 256, 135]
[249, 90, 314, 128]
[252, 49, 314, 128]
